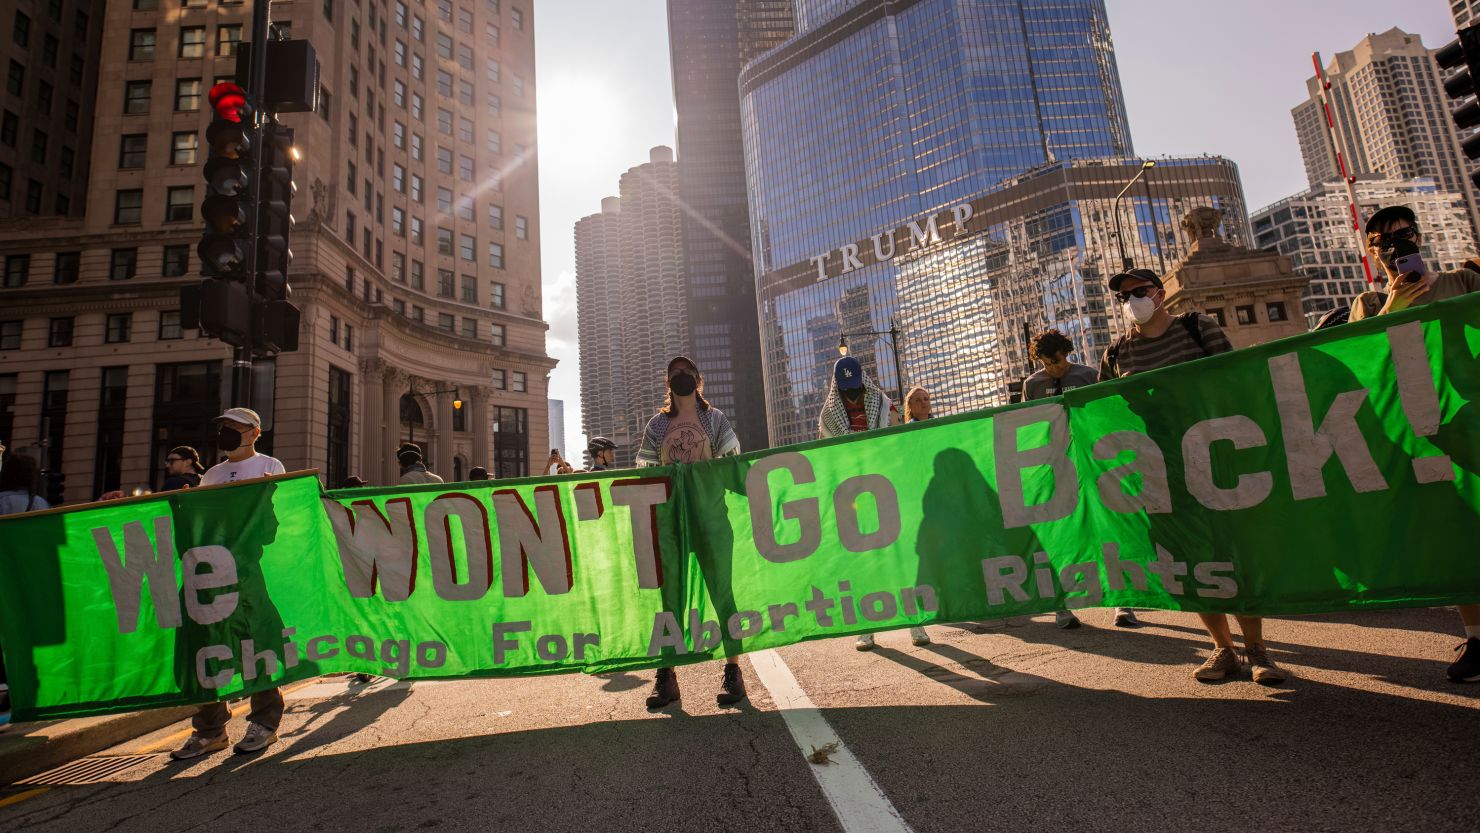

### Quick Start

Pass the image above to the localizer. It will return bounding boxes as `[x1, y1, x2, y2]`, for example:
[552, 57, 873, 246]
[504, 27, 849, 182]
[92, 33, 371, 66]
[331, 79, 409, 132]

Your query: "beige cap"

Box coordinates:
[214, 407, 262, 428]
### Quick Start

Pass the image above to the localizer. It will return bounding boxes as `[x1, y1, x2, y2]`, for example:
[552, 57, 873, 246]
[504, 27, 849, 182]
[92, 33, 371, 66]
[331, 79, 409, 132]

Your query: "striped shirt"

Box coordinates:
[1097, 313, 1233, 380]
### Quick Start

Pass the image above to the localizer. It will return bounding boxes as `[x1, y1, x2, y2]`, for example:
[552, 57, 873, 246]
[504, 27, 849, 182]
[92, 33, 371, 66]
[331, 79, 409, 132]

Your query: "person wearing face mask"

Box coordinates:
[818, 357, 927, 649]
[634, 357, 744, 708]
[1097, 270, 1289, 685]
[172, 407, 287, 760]
[1364, 205, 1480, 684]
[1022, 329, 1139, 630]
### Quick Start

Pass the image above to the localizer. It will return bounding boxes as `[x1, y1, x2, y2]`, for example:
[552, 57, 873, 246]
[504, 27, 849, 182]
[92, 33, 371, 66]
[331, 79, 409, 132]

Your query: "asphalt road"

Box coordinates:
[1, 606, 1476, 833]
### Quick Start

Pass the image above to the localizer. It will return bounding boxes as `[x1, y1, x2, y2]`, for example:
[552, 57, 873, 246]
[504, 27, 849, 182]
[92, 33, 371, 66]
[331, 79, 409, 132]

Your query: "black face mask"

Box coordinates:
[217, 426, 243, 452]
[669, 371, 698, 396]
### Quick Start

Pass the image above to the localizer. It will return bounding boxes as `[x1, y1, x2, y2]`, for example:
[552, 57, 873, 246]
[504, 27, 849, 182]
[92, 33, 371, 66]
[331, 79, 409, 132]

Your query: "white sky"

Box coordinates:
[535, 0, 1459, 454]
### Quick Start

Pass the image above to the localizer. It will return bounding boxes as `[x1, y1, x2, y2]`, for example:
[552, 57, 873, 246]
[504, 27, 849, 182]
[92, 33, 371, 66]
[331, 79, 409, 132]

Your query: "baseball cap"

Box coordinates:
[1364, 205, 1417, 236]
[834, 356, 865, 391]
[396, 442, 422, 458]
[1107, 268, 1164, 292]
[214, 407, 262, 428]
[666, 355, 700, 376]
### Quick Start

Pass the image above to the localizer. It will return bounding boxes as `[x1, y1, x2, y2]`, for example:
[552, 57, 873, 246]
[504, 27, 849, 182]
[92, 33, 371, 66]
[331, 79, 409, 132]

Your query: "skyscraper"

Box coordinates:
[574, 147, 685, 468]
[0, 0, 552, 498]
[666, 0, 794, 455]
[1454, 0, 1477, 28]
[739, 0, 1157, 445]
[1292, 28, 1480, 239]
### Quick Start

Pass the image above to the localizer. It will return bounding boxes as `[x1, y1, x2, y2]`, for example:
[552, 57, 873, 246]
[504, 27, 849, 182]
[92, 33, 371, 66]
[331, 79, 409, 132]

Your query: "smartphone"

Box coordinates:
[1394, 251, 1425, 280]
[551, 448, 560, 456]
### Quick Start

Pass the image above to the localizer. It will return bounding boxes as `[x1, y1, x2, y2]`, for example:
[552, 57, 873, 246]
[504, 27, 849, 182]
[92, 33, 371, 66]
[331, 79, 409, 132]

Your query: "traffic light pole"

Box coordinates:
[231, 0, 274, 408]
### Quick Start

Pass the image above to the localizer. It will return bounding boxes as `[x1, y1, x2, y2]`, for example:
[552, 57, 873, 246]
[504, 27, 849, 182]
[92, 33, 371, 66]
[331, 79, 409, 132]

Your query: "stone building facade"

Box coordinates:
[0, 0, 553, 501]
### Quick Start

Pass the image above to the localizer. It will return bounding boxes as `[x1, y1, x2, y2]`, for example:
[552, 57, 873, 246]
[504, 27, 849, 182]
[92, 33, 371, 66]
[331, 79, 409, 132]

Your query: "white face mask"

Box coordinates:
[1123, 293, 1160, 325]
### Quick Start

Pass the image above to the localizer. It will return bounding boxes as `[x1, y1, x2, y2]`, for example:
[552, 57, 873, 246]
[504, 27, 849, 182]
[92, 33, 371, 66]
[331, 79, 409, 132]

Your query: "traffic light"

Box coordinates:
[1436, 24, 1480, 187]
[196, 81, 257, 346]
[251, 124, 300, 355]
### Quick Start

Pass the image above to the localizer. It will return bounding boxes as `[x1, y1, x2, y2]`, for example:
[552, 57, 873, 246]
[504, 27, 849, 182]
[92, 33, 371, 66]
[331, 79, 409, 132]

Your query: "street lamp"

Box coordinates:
[1112, 160, 1156, 271]
[837, 322, 906, 403]
[406, 387, 462, 444]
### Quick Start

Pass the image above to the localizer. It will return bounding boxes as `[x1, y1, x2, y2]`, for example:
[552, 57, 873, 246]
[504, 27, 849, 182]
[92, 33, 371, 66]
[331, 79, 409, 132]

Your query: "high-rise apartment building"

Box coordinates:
[574, 147, 685, 467]
[666, 0, 793, 455]
[0, 3, 104, 220]
[1292, 28, 1480, 241]
[1251, 176, 1474, 319]
[0, 0, 552, 500]
[1454, 0, 1477, 28]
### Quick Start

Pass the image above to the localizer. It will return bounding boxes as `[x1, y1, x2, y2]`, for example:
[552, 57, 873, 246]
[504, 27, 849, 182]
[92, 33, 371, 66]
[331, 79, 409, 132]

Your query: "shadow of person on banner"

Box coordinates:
[0, 507, 66, 722]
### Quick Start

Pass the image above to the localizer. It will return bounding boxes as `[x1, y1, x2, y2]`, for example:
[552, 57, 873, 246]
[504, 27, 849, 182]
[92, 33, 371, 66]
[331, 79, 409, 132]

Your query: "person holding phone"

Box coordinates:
[1365, 206, 1480, 315]
[1365, 205, 1480, 684]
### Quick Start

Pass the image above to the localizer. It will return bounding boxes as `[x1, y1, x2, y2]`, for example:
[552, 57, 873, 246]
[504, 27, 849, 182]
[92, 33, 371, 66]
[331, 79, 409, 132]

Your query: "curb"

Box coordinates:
[0, 706, 198, 785]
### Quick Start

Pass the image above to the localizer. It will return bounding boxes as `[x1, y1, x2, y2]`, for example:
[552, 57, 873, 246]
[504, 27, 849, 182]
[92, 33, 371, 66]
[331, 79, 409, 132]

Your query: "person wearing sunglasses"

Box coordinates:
[1364, 205, 1480, 684]
[1098, 269, 1288, 684]
[162, 445, 205, 491]
[1364, 205, 1480, 317]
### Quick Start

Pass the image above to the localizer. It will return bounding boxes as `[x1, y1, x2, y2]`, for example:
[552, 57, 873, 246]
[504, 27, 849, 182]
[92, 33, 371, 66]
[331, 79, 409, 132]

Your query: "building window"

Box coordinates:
[459, 234, 475, 261]
[327, 365, 352, 487]
[411, 92, 422, 119]
[438, 312, 454, 332]
[457, 117, 474, 144]
[3, 254, 29, 287]
[165, 186, 194, 222]
[437, 268, 454, 296]
[129, 28, 156, 60]
[410, 216, 423, 245]
[346, 210, 357, 242]
[171, 131, 198, 165]
[487, 129, 501, 155]
[412, 305, 425, 322]
[436, 106, 452, 135]
[458, 155, 473, 182]
[392, 206, 405, 235]
[151, 361, 223, 490]
[159, 310, 183, 340]
[461, 318, 477, 339]
[24, 178, 40, 213]
[28, 128, 47, 164]
[410, 174, 423, 202]
[48, 316, 73, 347]
[436, 33, 452, 60]
[175, 78, 202, 111]
[53, 251, 79, 284]
[3, 61, 20, 98]
[493, 406, 527, 478]
[458, 274, 476, 303]
[490, 281, 505, 309]
[125, 80, 151, 113]
[110, 248, 138, 280]
[411, 259, 424, 289]
[436, 186, 452, 214]
[489, 203, 503, 230]
[13, 11, 30, 47]
[512, 371, 526, 393]
[179, 26, 206, 58]
[0, 162, 9, 199]
[0, 320, 21, 350]
[512, 7, 523, 30]
[515, 215, 528, 240]
[1266, 302, 1288, 322]
[1235, 304, 1256, 325]
[392, 251, 405, 282]
[492, 368, 506, 390]
[329, 315, 340, 345]
[437, 228, 453, 256]
[114, 189, 144, 224]
[163, 245, 190, 276]
[490, 323, 505, 347]
[105, 313, 133, 344]
[410, 132, 422, 160]
[488, 241, 504, 269]
[217, 24, 242, 56]
[1205, 308, 1226, 326]
[458, 80, 473, 107]
[436, 147, 452, 174]
[0, 111, 14, 146]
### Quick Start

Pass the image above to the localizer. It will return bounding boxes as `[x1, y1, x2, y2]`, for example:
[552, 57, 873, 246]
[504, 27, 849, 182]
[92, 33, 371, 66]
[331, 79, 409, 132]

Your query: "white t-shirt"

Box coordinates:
[201, 453, 286, 486]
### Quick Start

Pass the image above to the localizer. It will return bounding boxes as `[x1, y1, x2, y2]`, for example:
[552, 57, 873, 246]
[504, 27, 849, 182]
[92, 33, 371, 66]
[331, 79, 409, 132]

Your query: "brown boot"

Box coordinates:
[1193, 647, 1242, 682]
[1244, 643, 1288, 685]
[716, 662, 747, 706]
[646, 667, 680, 709]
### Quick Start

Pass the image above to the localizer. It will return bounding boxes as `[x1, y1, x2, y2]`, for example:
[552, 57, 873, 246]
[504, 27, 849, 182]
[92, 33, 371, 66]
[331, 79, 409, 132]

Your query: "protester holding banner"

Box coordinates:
[821, 357, 931, 650]
[0, 453, 48, 516]
[171, 407, 288, 759]
[1099, 269, 1287, 684]
[586, 436, 617, 471]
[1024, 330, 1136, 631]
[635, 356, 745, 708]
[161, 446, 205, 491]
[1364, 205, 1480, 683]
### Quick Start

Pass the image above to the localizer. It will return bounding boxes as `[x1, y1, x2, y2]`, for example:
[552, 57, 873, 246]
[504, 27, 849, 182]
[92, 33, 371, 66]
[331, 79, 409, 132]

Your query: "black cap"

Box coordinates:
[396, 442, 422, 459]
[1364, 205, 1417, 236]
[666, 355, 699, 376]
[1108, 268, 1163, 291]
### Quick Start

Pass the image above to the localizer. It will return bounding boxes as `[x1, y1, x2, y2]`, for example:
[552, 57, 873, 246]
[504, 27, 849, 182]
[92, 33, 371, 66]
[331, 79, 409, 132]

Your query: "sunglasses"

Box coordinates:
[1113, 286, 1157, 302]
[1368, 226, 1417, 247]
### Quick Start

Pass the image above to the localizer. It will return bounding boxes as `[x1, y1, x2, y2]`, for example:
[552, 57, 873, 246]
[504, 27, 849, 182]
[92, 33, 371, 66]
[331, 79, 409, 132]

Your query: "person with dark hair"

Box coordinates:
[467, 466, 489, 481]
[397, 442, 443, 485]
[0, 453, 48, 515]
[635, 356, 743, 708]
[339, 475, 369, 488]
[162, 446, 205, 491]
[1365, 204, 1480, 683]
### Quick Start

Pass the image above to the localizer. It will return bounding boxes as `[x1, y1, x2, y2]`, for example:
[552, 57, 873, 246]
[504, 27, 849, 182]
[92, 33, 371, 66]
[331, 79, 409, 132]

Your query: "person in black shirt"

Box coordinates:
[162, 446, 204, 491]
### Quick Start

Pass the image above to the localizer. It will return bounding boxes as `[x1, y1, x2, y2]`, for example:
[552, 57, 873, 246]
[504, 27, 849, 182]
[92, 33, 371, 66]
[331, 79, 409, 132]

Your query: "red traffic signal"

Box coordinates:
[208, 82, 252, 123]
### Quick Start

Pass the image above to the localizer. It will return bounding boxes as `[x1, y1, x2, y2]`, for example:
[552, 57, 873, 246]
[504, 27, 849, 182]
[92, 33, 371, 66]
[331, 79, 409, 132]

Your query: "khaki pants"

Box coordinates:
[192, 688, 284, 737]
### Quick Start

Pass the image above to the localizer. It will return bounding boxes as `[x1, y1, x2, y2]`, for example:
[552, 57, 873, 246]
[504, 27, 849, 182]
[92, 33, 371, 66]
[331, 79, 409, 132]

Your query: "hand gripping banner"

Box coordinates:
[1, 297, 1477, 721]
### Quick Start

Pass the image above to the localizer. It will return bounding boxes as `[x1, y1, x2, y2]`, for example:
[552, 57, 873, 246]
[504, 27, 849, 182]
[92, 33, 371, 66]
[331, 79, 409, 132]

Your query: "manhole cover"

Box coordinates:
[17, 754, 154, 786]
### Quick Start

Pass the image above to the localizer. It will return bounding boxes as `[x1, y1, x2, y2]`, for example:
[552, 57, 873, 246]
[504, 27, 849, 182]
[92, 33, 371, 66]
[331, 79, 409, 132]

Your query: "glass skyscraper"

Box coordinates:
[740, 0, 1249, 446]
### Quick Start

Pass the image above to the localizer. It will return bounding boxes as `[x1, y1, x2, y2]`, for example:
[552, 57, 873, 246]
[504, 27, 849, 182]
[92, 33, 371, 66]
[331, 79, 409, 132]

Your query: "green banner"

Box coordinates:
[2, 297, 1478, 721]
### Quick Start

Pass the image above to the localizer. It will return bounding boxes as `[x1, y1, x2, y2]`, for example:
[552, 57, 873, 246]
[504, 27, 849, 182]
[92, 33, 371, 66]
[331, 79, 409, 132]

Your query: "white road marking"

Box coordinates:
[748, 649, 916, 833]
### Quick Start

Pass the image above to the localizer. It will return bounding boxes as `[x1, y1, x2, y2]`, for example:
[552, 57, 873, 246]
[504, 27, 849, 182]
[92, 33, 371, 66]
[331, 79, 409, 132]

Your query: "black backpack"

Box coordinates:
[1104, 312, 1207, 377]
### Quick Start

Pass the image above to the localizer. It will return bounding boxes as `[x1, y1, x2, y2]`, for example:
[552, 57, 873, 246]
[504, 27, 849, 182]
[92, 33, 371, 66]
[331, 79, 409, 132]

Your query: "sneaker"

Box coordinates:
[170, 732, 229, 760]
[1055, 610, 1082, 630]
[854, 633, 876, 651]
[232, 721, 278, 754]
[1113, 608, 1140, 628]
[1193, 647, 1242, 682]
[645, 667, 680, 709]
[716, 663, 747, 706]
[1448, 637, 1480, 683]
[909, 626, 931, 647]
[1244, 643, 1288, 685]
